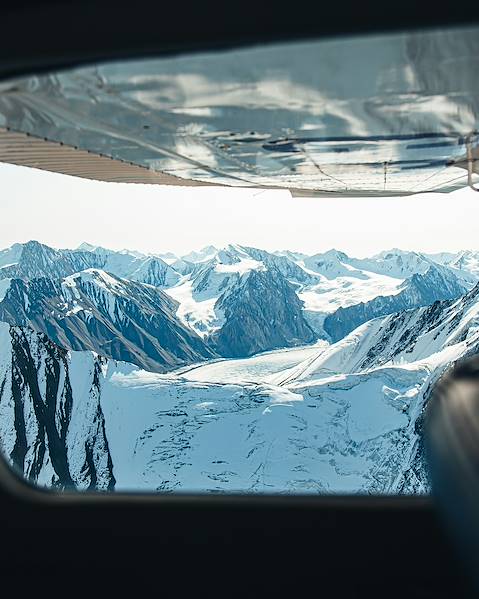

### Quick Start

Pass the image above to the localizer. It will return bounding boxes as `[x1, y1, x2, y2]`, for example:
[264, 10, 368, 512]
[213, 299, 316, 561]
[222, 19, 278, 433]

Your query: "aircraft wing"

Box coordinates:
[0, 26, 478, 196]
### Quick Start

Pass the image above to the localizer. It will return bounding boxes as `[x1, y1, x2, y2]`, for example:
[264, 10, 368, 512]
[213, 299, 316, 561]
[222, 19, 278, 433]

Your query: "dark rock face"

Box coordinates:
[324, 265, 467, 342]
[0, 271, 216, 372]
[128, 256, 180, 287]
[0, 325, 115, 490]
[241, 246, 318, 285]
[211, 268, 316, 358]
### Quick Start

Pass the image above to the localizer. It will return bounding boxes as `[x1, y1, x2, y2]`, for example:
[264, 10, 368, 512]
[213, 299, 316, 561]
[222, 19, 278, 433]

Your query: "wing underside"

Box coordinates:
[0, 26, 478, 196]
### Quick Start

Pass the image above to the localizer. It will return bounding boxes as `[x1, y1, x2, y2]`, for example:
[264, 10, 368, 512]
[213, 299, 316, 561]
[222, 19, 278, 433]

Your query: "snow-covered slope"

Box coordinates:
[126, 255, 181, 287]
[280, 282, 479, 385]
[0, 240, 102, 280]
[166, 245, 476, 341]
[299, 249, 475, 327]
[302, 249, 368, 280]
[88, 246, 181, 288]
[0, 269, 215, 372]
[2, 241, 477, 346]
[351, 249, 435, 279]
[167, 245, 316, 355]
[345, 248, 476, 286]
[178, 343, 328, 384]
[0, 323, 429, 494]
[298, 270, 402, 334]
[443, 250, 479, 278]
[323, 264, 468, 342]
[181, 245, 218, 263]
[0, 243, 24, 269]
[165, 245, 268, 337]
[241, 245, 318, 285]
[5, 274, 479, 495]
[99, 363, 427, 494]
[0, 323, 114, 490]
[0, 240, 182, 288]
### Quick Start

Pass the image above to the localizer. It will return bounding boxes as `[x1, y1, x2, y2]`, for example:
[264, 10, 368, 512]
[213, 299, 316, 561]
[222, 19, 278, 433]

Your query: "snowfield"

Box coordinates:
[298, 270, 402, 315]
[101, 360, 427, 493]
[165, 278, 224, 336]
[176, 342, 328, 384]
[0, 320, 434, 494]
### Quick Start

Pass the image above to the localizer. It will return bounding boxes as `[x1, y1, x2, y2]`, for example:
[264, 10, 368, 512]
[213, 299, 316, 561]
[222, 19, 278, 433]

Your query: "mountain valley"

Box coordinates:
[1, 239, 478, 493]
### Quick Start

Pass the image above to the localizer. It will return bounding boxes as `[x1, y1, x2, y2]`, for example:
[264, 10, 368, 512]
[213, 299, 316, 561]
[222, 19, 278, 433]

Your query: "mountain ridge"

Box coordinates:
[1, 240, 479, 365]
[323, 264, 468, 342]
[0, 269, 216, 372]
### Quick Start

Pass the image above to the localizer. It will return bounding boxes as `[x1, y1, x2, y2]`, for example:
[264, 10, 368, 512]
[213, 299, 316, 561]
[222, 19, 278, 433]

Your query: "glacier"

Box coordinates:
[0, 322, 428, 493]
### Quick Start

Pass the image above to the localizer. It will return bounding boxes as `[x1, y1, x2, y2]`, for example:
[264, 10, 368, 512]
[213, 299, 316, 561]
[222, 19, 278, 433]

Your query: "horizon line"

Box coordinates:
[2, 238, 479, 262]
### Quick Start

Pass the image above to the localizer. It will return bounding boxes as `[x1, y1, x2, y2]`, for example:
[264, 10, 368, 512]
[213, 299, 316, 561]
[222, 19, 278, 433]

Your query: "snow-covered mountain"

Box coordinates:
[166, 245, 292, 333]
[0, 270, 215, 372]
[0, 322, 430, 493]
[2, 258, 479, 494]
[0, 323, 115, 490]
[5, 275, 479, 493]
[352, 249, 435, 279]
[280, 282, 479, 385]
[302, 249, 367, 280]
[1, 241, 476, 361]
[0, 240, 101, 280]
[125, 256, 181, 287]
[166, 245, 316, 356]
[81, 245, 182, 288]
[441, 250, 479, 278]
[181, 245, 218, 263]
[0, 240, 181, 288]
[241, 245, 318, 285]
[172, 245, 473, 343]
[211, 267, 315, 357]
[323, 264, 468, 342]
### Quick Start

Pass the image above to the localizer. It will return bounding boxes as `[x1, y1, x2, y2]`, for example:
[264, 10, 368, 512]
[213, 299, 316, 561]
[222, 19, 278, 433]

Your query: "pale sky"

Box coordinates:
[0, 162, 477, 258]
